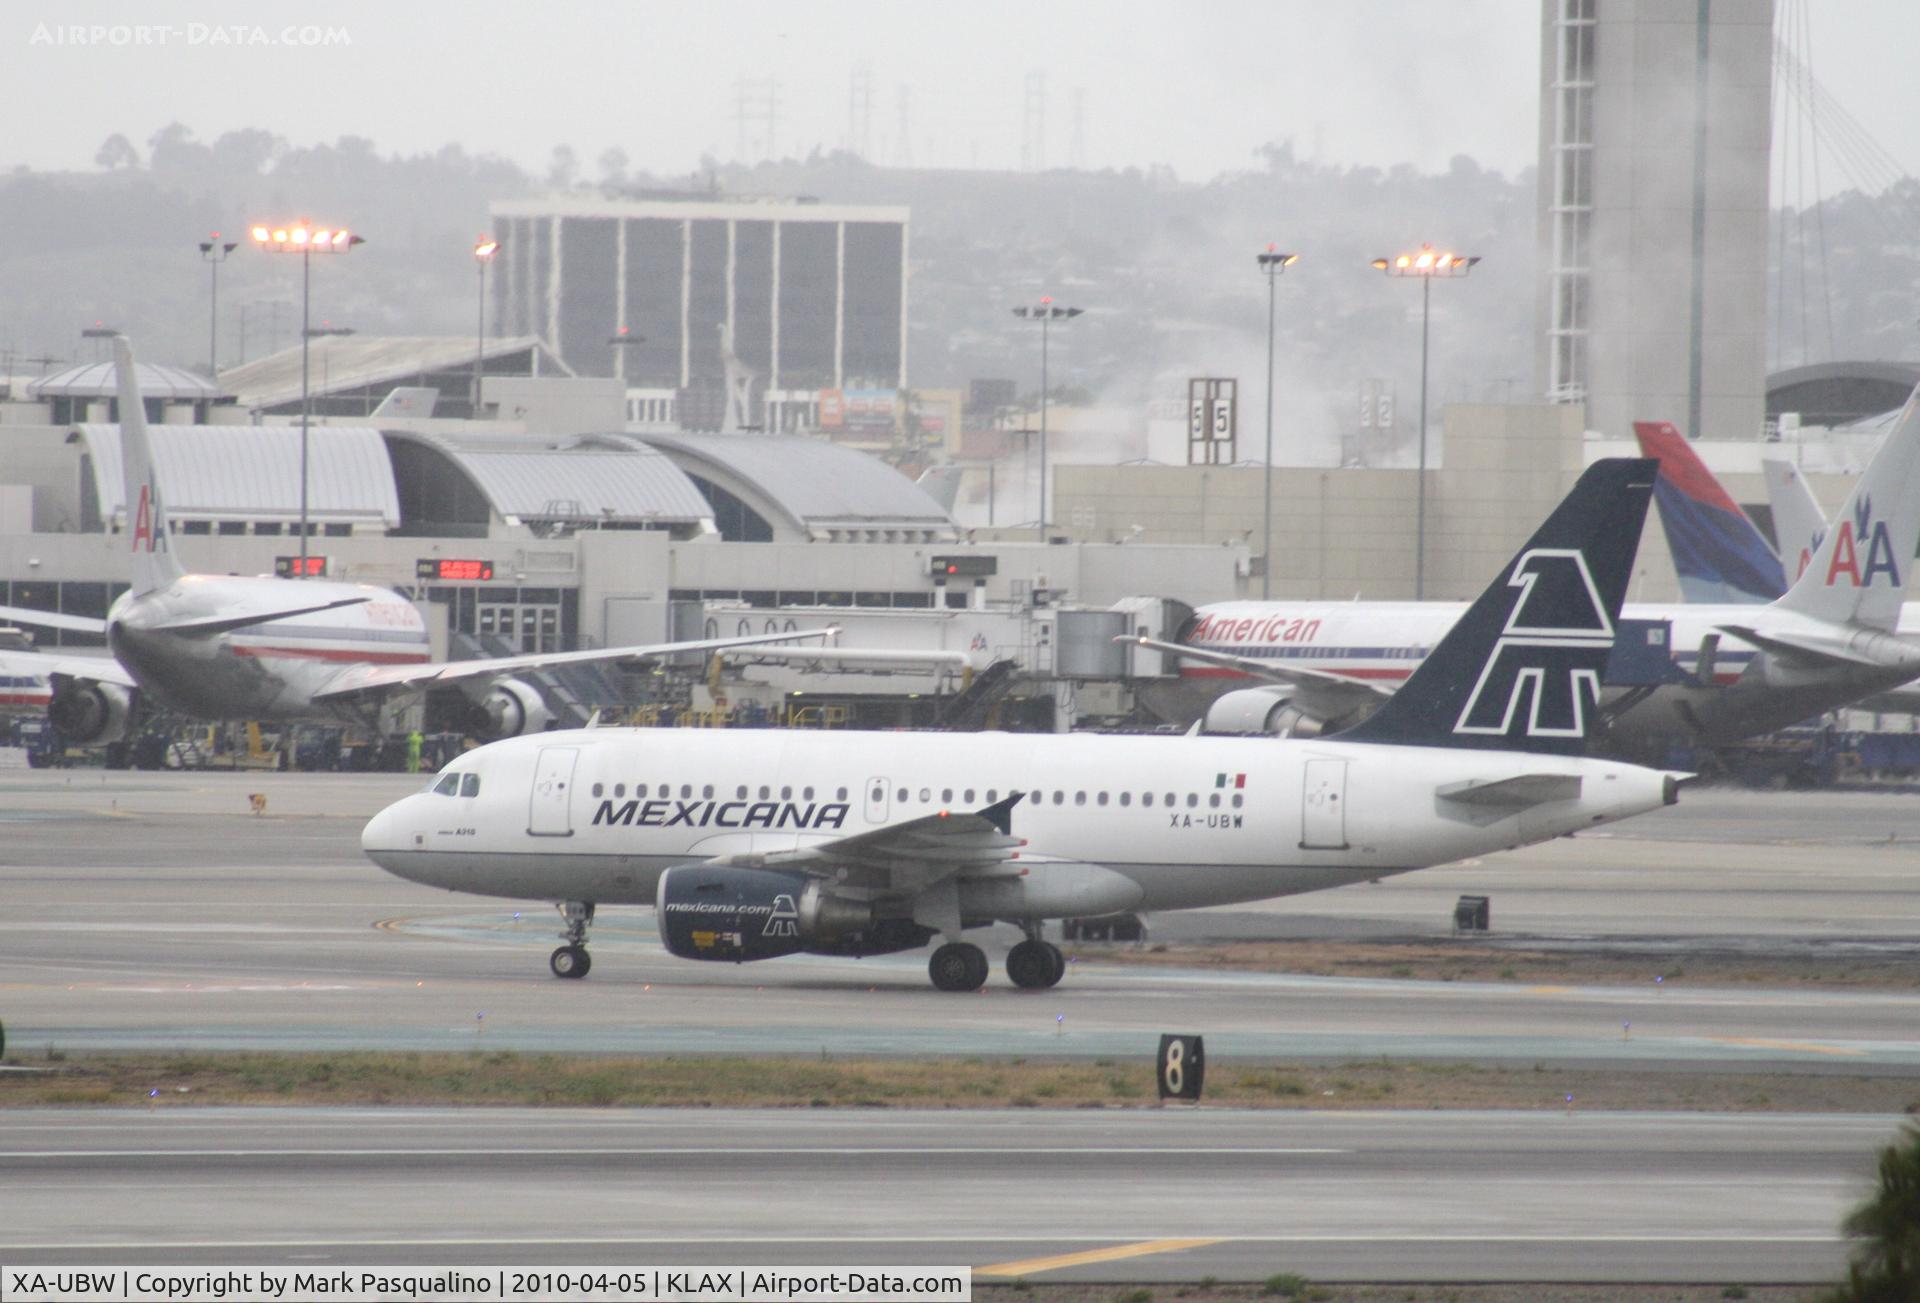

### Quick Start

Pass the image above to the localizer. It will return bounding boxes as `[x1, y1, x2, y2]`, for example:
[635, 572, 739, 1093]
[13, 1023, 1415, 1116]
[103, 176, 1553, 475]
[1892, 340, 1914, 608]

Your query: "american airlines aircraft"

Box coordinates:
[0, 339, 825, 746]
[362, 459, 1683, 991]
[1138, 389, 1920, 750]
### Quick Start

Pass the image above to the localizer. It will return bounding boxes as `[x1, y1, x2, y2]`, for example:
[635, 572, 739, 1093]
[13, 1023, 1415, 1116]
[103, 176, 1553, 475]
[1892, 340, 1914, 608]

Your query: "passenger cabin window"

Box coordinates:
[941, 788, 953, 804]
[897, 787, 908, 802]
[1097, 792, 1109, 806]
[460, 774, 480, 798]
[1143, 793, 1153, 807]
[1119, 792, 1131, 807]
[703, 784, 714, 798]
[1074, 792, 1086, 806]
[837, 787, 849, 800]
[1209, 794, 1221, 809]
[432, 773, 460, 796]
[1186, 793, 1198, 808]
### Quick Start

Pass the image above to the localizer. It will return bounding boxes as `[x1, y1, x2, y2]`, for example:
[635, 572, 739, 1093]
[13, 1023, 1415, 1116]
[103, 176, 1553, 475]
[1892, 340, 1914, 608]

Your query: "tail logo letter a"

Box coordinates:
[1454, 548, 1614, 740]
[131, 483, 166, 554]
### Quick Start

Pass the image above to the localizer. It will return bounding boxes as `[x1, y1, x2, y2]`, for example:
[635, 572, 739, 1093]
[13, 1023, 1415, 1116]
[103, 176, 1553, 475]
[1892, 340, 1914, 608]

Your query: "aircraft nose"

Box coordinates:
[360, 798, 410, 867]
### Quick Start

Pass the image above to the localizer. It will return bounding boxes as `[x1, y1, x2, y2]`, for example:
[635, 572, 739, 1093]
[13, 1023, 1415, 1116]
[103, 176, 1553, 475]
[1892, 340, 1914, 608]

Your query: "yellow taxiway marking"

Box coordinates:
[978, 1238, 1224, 1277]
[1711, 1036, 1864, 1058]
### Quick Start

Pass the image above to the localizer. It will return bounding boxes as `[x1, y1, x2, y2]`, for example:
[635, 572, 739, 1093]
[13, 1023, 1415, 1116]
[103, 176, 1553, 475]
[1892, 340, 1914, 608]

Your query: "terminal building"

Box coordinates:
[489, 197, 909, 434]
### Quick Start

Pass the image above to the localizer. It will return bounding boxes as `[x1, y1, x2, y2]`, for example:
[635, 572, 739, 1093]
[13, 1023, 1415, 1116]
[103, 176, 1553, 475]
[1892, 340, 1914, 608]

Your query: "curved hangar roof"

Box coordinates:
[73, 424, 398, 531]
[380, 431, 716, 535]
[636, 433, 959, 543]
[33, 361, 224, 402]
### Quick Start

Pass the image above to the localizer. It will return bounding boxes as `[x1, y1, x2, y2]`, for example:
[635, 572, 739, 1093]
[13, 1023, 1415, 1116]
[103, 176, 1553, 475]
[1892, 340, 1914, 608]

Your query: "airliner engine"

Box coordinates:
[655, 866, 933, 961]
[47, 679, 134, 744]
[1203, 685, 1327, 737]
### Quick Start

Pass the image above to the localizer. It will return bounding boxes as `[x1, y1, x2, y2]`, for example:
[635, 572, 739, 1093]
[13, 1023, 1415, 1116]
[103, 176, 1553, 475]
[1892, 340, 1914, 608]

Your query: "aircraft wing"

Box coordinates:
[0, 605, 108, 636]
[0, 648, 137, 691]
[310, 626, 837, 704]
[1118, 634, 1392, 715]
[736, 794, 1026, 897]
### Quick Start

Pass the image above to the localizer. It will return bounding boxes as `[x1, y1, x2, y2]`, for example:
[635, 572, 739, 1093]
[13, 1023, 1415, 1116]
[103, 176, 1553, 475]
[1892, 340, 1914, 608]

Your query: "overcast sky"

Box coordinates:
[10, 1, 1917, 190]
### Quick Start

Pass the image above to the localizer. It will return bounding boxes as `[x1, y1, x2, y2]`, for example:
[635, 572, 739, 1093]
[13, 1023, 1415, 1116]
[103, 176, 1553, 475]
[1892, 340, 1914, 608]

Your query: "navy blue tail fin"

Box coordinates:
[1338, 458, 1657, 756]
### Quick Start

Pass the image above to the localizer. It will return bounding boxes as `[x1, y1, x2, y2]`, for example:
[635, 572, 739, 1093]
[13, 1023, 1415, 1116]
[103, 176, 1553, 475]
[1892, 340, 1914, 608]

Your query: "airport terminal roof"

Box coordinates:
[634, 433, 959, 543]
[220, 336, 571, 411]
[1767, 361, 1920, 427]
[31, 361, 225, 401]
[382, 431, 715, 532]
[73, 424, 400, 530]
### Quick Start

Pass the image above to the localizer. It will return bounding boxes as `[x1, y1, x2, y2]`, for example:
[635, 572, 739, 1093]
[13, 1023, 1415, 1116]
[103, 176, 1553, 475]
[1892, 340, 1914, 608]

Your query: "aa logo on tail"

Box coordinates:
[130, 482, 168, 554]
[1819, 494, 1900, 590]
[1454, 548, 1614, 740]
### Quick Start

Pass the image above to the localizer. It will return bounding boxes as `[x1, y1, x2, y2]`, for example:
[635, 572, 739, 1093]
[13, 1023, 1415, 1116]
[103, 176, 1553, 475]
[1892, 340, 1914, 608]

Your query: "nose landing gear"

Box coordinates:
[550, 900, 595, 979]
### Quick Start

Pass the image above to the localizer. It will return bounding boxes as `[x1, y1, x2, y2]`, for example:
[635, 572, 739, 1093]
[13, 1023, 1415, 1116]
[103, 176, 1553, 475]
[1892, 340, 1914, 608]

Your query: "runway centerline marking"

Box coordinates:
[979, 1239, 1224, 1277]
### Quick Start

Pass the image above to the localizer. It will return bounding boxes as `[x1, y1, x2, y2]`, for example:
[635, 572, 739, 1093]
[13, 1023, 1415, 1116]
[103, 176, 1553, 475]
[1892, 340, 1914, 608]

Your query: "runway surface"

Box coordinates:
[0, 1107, 1897, 1284]
[1, 770, 1916, 1285]
[1, 772, 1917, 1071]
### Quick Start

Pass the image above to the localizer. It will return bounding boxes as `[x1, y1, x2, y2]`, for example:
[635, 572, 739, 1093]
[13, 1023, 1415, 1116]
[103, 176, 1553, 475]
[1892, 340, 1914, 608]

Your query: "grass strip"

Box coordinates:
[2, 1051, 1916, 1113]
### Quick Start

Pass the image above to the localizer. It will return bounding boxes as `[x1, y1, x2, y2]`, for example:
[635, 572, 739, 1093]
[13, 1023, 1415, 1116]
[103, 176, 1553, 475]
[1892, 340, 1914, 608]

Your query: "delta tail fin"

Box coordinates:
[1336, 458, 1656, 756]
[114, 337, 186, 598]
[1761, 458, 1828, 586]
[1774, 387, 1920, 632]
[1631, 420, 1785, 604]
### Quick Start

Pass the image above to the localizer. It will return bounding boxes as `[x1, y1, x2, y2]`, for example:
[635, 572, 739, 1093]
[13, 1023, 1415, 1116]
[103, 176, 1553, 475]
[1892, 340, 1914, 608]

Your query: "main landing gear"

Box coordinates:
[550, 900, 595, 979]
[926, 935, 1065, 991]
[928, 942, 989, 992]
[1005, 937, 1066, 990]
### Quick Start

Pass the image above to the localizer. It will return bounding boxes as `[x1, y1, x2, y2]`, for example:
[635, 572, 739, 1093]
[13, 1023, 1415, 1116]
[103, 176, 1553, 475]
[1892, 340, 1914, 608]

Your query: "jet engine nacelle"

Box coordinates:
[1203, 686, 1326, 737]
[472, 677, 553, 740]
[47, 679, 134, 745]
[656, 866, 932, 962]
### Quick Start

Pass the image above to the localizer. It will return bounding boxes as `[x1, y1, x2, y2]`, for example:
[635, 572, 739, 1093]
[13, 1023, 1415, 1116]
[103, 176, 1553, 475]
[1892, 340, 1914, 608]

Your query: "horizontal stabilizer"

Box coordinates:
[154, 596, 371, 638]
[1436, 773, 1582, 807]
[1715, 623, 1920, 673]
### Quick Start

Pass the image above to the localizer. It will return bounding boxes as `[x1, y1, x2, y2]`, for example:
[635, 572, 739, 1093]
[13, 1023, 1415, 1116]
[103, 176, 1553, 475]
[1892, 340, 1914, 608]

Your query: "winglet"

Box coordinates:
[1336, 458, 1656, 756]
[114, 337, 187, 598]
[977, 791, 1025, 835]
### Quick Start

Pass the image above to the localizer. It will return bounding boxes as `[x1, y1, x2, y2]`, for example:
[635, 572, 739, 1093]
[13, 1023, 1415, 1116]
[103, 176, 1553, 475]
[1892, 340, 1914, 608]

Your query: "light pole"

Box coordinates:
[1011, 298, 1082, 540]
[1256, 247, 1298, 599]
[198, 234, 236, 377]
[472, 236, 499, 416]
[251, 221, 365, 577]
[1370, 244, 1479, 599]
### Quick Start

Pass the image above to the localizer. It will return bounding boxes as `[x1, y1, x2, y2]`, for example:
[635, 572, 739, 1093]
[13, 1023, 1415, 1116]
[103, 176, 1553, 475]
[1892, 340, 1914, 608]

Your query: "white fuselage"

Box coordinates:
[108, 573, 429, 723]
[361, 726, 1676, 917]
[1163, 598, 1920, 744]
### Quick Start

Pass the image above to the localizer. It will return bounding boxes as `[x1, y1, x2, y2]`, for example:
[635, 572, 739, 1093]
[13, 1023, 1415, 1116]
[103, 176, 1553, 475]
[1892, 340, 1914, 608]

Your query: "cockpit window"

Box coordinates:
[432, 773, 460, 796]
[460, 773, 481, 798]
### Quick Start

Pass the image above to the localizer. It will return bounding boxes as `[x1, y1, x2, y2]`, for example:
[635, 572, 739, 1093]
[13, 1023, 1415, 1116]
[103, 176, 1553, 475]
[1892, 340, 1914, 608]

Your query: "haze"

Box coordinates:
[11, 0, 1915, 187]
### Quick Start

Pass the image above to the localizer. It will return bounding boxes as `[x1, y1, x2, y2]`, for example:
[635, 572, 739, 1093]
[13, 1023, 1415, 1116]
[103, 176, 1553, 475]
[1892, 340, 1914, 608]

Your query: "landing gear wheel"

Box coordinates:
[550, 900, 595, 979]
[930, 942, 989, 992]
[1006, 939, 1064, 989]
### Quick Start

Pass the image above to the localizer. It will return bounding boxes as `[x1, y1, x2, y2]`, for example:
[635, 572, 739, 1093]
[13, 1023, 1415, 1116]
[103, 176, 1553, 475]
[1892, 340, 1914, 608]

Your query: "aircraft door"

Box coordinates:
[528, 746, 579, 837]
[864, 776, 890, 824]
[1299, 758, 1348, 850]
